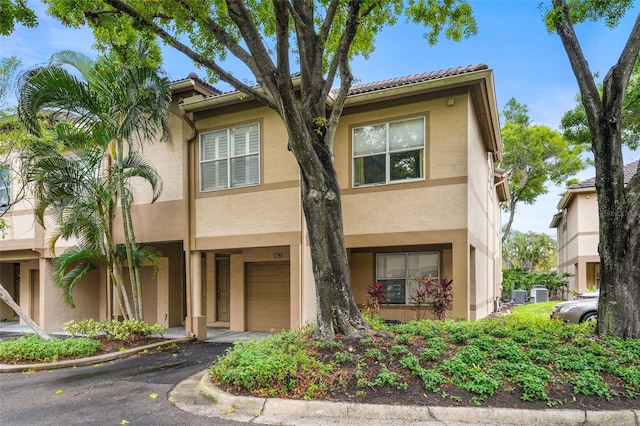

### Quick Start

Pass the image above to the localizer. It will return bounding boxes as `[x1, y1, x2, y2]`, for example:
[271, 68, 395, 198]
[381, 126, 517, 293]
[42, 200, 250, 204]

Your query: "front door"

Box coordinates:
[216, 258, 230, 322]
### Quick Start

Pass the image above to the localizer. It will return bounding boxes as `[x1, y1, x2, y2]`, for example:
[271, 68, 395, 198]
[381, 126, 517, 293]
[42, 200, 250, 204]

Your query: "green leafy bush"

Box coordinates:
[64, 319, 166, 341]
[208, 311, 640, 407]
[0, 335, 102, 362]
[210, 328, 330, 398]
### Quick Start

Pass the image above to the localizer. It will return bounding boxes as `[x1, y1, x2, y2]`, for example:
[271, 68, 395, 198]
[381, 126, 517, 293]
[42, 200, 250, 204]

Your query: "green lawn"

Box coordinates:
[510, 301, 558, 321]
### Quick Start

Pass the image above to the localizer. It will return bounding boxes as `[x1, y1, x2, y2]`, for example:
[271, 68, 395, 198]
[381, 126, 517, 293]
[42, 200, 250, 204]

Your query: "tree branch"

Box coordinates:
[102, 0, 275, 107]
[551, 0, 602, 140]
[602, 13, 640, 119]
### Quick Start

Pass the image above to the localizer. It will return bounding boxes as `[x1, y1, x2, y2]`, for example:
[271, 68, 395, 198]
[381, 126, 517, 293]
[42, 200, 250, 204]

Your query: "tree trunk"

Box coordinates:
[552, 0, 640, 338]
[501, 201, 517, 243]
[287, 119, 369, 341]
[114, 141, 143, 320]
[0, 283, 51, 340]
[593, 115, 640, 339]
[301, 162, 370, 341]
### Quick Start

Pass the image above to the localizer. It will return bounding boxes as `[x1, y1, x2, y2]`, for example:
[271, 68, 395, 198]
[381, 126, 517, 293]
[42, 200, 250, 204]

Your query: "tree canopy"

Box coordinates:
[561, 57, 640, 158]
[500, 97, 586, 242]
[0, 0, 37, 36]
[502, 230, 557, 273]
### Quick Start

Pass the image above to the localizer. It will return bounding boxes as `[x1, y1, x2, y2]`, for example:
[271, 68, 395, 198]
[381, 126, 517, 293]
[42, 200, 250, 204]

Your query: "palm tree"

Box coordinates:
[17, 47, 170, 320]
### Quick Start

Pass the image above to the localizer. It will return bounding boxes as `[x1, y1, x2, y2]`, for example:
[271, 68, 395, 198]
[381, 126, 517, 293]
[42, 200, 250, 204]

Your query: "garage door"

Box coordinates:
[246, 262, 290, 331]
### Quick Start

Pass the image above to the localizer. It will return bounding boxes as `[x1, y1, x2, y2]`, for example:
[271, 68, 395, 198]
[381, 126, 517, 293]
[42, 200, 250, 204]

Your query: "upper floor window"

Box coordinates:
[200, 123, 260, 192]
[376, 251, 439, 305]
[353, 116, 425, 187]
[0, 166, 9, 213]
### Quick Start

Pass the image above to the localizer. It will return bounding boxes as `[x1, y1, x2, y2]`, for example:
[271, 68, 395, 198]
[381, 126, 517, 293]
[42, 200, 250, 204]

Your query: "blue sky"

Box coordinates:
[1, 0, 639, 236]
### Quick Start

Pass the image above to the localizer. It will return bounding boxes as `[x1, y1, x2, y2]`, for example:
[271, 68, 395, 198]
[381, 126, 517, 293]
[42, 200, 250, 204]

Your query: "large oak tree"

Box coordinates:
[40, 0, 477, 340]
[546, 0, 640, 338]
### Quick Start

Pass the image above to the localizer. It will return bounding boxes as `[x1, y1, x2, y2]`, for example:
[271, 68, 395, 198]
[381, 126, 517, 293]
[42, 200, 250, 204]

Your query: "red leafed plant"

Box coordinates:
[413, 275, 453, 320]
[364, 281, 387, 315]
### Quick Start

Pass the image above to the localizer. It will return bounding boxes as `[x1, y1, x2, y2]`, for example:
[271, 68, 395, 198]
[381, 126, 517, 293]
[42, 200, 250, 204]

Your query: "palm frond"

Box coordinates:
[121, 151, 164, 202]
[52, 246, 102, 307]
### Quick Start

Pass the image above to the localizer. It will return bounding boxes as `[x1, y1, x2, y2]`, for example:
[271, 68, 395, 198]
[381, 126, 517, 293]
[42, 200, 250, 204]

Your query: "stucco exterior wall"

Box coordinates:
[556, 191, 600, 292]
[466, 96, 500, 318]
[338, 96, 470, 235]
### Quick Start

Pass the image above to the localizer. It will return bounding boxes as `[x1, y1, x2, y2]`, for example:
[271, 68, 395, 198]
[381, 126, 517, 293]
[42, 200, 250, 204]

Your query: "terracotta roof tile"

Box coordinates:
[176, 64, 489, 101]
[346, 64, 489, 96]
[569, 160, 639, 189]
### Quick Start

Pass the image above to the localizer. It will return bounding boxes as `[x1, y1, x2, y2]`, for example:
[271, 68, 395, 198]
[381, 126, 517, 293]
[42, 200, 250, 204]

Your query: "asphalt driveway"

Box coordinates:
[0, 340, 245, 425]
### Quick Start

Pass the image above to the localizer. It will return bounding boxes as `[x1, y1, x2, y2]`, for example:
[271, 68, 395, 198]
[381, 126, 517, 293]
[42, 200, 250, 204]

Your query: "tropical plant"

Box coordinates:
[413, 275, 454, 320]
[363, 281, 387, 316]
[17, 48, 169, 320]
[21, 127, 126, 318]
[502, 230, 557, 272]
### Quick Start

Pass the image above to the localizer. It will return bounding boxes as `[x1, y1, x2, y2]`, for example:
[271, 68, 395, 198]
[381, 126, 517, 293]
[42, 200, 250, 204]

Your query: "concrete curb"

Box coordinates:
[171, 370, 640, 426]
[0, 338, 192, 373]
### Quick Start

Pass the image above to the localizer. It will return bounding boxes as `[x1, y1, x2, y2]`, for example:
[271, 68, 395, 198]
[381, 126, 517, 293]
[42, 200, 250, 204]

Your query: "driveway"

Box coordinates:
[0, 340, 246, 425]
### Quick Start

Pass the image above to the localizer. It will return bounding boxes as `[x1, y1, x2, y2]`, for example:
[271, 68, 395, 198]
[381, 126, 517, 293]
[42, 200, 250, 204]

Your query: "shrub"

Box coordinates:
[64, 319, 166, 341]
[412, 275, 453, 320]
[0, 335, 102, 362]
[210, 328, 329, 398]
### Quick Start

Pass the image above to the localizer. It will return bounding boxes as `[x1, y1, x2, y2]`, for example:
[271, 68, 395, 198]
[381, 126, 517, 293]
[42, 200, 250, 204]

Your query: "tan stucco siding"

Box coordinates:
[119, 200, 187, 243]
[556, 191, 600, 293]
[131, 112, 188, 204]
[576, 194, 599, 232]
[1, 212, 36, 242]
[343, 184, 467, 235]
[465, 98, 500, 317]
[195, 187, 301, 239]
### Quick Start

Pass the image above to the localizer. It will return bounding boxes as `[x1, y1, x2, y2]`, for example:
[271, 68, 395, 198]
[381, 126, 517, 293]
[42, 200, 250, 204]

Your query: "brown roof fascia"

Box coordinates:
[494, 169, 509, 202]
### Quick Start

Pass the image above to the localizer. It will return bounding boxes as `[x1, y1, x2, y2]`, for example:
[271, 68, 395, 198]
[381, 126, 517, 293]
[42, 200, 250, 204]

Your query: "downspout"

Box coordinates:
[180, 108, 198, 338]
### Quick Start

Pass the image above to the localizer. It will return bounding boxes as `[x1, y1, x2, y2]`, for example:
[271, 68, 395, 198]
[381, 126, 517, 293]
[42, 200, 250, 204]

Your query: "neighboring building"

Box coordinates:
[550, 161, 640, 294]
[0, 64, 508, 338]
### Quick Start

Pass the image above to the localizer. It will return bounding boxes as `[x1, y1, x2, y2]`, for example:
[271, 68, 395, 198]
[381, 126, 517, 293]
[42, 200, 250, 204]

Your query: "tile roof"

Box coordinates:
[176, 64, 489, 100]
[171, 72, 222, 96]
[569, 160, 639, 189]
[346, 64, 489, 96]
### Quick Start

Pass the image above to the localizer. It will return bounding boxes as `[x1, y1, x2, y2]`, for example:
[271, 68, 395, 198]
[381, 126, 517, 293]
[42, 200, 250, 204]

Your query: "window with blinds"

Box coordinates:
[200, 123, 260, 191]
[352, 116, 425, 187]
[0, 166, 9, 212]
[376, 251, 440, 305]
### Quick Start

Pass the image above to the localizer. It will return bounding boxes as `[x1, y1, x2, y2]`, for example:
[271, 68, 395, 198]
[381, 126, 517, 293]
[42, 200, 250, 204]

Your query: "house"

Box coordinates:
[0, 64, 508, 339]
[550, 160, 640, 294]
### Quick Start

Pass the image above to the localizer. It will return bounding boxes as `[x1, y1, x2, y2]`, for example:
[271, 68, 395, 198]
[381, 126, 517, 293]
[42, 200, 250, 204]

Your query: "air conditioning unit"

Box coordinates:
[531, 287, 549, 303]
[511, 289, 527, 305]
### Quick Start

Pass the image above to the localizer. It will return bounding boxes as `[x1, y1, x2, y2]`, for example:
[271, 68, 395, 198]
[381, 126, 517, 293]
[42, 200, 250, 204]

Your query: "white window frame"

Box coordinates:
[200, 123, 260, 192]
[376, 251, 440, 305]
[352, 116, 425, 187]
[0, 165, 9, 213]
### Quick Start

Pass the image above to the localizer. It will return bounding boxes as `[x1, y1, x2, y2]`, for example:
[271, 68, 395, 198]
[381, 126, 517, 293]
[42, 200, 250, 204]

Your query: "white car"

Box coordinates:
[550, 298, 598, 323]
